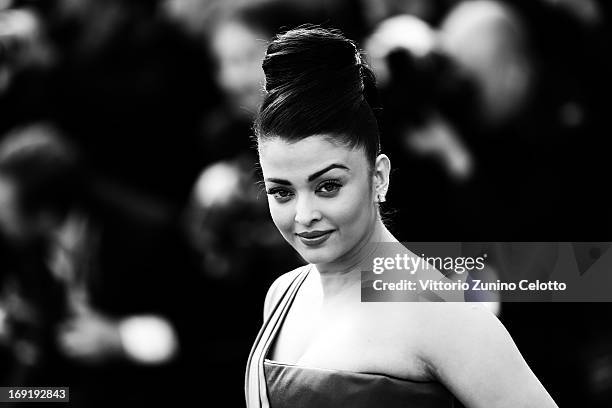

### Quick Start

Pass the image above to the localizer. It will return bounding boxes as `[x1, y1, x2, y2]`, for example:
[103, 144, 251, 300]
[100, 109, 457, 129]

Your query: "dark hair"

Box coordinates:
[254, 26, 382, 167]
[0, 124, 85, 221]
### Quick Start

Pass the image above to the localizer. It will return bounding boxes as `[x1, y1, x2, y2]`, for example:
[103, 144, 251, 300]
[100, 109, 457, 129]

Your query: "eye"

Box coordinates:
[267, 187, 294, 203]
[316, 180, 342, 196]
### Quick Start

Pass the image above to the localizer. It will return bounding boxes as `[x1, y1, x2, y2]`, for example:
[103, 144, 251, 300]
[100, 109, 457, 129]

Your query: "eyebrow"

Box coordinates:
[265, 163, 350, 185]
[307, 164, 349, 181]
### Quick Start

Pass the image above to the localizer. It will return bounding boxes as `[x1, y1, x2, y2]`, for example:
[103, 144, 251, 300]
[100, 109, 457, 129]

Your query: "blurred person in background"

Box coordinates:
[0, 5, 56, 93]
[0, 0, 217, 215]
[184, 157, 301, 406]
[209, 3, 276, 119]
[187, 158, 298, 283]
[363, 0, 589, 240]
[0, 124, 204, 407]
[0, 3, 58, 132]
[438, 0, 611, 239]
[363, 13, 482, 240]
[359, 0, 450, 29]
[161, 0, 228, 37]
[440, 0, 534, 130]
[202, 0, 313, 163]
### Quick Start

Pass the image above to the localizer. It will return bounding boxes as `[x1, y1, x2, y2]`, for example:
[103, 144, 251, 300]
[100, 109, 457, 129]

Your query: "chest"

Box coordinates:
[268, 296, 431, 381]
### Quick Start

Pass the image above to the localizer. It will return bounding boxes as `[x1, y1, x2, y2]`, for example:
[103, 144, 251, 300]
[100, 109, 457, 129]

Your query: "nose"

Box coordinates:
[294, 194, 321, 227]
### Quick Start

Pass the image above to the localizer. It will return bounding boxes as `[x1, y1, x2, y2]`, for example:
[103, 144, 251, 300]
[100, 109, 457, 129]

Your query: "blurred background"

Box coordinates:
[0, 0, 610, 406]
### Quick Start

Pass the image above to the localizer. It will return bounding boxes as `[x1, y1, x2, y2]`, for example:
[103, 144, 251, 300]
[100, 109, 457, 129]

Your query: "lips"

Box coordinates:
[296, 230, 332, 239]
[295, 230, 334, 246]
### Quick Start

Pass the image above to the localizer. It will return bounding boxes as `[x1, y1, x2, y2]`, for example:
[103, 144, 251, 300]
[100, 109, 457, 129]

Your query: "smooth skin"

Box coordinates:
[259, 135, 558, 408]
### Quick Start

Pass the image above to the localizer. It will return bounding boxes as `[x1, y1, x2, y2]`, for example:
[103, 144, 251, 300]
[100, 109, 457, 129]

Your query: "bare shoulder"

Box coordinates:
[409, 302, 511, 366]
[414, 302, 502, 337]
[263, 265, 310, 320]
[409, 302, 558, 407]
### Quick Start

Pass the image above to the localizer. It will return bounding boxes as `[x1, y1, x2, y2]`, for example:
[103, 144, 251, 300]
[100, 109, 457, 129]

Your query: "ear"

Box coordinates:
[372, 154, 391, 203]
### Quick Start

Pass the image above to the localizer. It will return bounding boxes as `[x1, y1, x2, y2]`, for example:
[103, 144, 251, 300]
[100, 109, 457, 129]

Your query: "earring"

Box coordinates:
[377, 193, 386, 203]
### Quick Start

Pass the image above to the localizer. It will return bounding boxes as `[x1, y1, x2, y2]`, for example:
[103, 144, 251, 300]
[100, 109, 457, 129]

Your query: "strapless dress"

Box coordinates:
[246, 266, 458, 407]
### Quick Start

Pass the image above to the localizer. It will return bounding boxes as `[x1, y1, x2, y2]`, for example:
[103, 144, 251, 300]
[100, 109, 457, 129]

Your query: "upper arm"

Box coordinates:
[418, 303, 558, 408]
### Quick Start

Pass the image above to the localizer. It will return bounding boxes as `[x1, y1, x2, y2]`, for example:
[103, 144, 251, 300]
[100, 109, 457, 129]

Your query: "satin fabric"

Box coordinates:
[246, 266, 311, 408]
[264, 360, 455, 408]
[246, 265, 456, 407]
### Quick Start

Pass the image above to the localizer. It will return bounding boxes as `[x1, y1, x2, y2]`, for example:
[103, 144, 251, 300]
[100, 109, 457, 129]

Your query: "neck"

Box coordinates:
[313, 218, 397, 299]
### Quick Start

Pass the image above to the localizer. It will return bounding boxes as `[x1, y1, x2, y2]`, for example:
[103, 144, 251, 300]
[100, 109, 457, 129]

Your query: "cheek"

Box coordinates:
[267, 200, 294, 237]
[326, 185, 374, 230]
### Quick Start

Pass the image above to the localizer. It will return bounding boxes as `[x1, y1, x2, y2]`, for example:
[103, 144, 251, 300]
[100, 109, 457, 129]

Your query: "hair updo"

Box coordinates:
[255, 26, 382, 167]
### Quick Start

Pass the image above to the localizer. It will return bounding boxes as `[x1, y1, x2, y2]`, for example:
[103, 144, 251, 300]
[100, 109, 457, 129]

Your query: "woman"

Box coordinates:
[246, 27, 558, 408]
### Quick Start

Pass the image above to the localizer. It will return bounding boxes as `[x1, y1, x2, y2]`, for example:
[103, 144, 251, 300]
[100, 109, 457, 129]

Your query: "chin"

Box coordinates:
[295, 244, 342, 265]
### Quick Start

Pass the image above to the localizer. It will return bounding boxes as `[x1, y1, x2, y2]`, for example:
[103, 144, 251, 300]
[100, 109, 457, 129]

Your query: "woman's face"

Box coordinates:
[259, 136, 378, 268]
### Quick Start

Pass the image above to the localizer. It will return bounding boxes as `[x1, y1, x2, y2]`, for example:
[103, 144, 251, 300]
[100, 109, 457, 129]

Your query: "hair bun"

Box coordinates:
[262, 26, 363, 102]
[256, 26, 381, 167]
